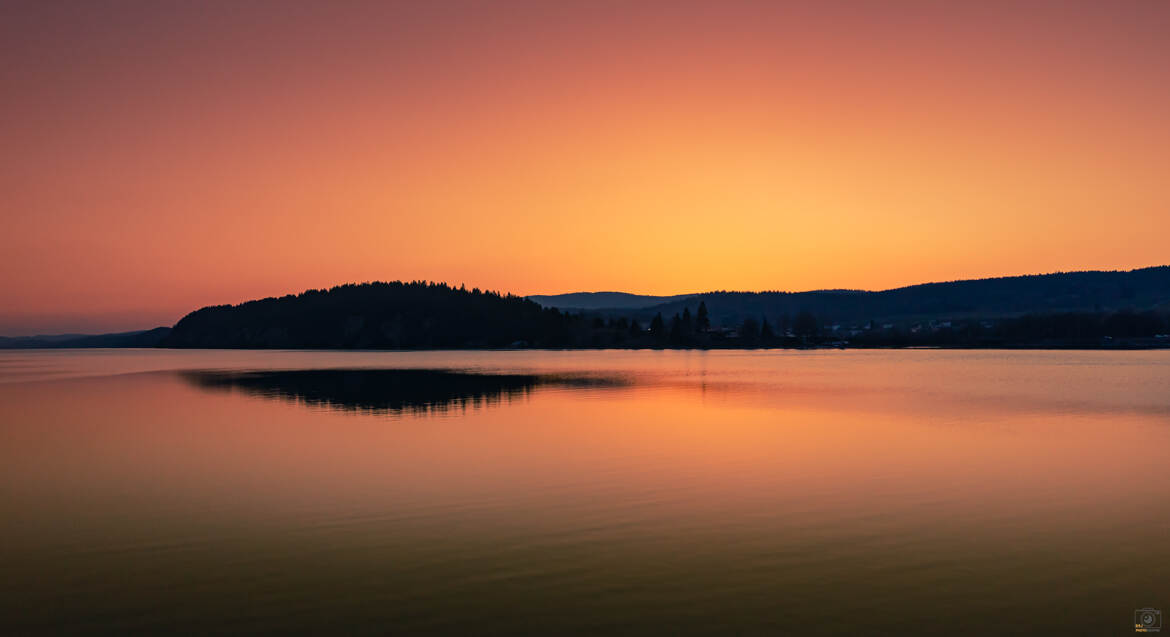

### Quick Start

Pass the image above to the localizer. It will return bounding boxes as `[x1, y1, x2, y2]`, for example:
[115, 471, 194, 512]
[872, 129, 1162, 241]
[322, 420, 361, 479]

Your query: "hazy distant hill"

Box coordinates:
[0, 327, 171, 349]
[619, 266, 1170, 327]
[528, 292, 697, 311]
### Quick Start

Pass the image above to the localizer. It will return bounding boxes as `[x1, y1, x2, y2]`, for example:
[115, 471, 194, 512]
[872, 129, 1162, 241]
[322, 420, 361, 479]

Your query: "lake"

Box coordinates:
[1, 349, 1167, 635]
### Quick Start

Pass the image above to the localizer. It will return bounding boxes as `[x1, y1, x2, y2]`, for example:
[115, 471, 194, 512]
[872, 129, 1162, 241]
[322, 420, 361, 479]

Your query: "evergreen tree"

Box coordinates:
[760, 316, 775, 341]
[681, 307, 693, 335]
[628, 319, 642, 336]
[696, 301, 711, 332]
[740, 317, 760, 345]
[794, 310, 818, 339]
[669, 313, 683, 344]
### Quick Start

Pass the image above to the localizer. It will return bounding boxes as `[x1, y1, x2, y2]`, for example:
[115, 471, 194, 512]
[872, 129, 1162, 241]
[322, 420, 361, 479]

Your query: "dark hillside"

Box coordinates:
[624, 267, 1170, 326]
[161, 282, 571, 349]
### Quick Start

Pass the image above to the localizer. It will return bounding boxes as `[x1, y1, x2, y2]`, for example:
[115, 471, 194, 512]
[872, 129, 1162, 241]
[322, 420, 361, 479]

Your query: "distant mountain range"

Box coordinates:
[0, 328, 171, 349]
[526, 292, 697, 310]
[534, 266, 1170, 326]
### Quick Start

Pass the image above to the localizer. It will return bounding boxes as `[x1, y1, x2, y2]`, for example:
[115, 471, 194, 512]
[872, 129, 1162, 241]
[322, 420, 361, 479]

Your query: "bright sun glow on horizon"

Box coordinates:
[2, 1, 1169, 334]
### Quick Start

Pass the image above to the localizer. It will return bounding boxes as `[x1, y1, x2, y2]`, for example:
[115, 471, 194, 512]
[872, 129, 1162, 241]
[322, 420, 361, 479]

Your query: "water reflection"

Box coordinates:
[3, 351, 1168, 635]
[184, 368, 627, 416]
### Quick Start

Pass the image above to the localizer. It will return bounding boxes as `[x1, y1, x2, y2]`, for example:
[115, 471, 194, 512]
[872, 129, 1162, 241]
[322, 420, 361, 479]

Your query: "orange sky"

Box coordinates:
[2, 1, 1168, 334]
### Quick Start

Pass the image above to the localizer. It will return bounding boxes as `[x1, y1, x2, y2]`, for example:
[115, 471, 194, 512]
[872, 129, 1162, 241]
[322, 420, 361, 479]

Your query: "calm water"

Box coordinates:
[1, 349, 1167, 635]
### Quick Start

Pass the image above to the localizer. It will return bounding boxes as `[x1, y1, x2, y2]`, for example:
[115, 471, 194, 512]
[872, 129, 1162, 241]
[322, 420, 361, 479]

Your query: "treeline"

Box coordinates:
[162, 282, 576, 349]
[161, 282, 763, 349]
[159, 280, 1170, 350]
[160, 281, 827, 350]
[534, 304, 1170, 349]
[848, 310, 1170, 348]
[581, 303, 823, 348]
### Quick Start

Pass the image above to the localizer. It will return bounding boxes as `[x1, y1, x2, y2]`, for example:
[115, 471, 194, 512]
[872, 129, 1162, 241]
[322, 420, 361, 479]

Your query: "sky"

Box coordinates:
[2, 0, 1168, 335]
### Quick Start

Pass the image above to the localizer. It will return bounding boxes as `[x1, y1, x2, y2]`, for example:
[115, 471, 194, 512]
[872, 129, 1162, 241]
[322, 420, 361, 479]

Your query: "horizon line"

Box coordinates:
[4, 263, 1167, 339]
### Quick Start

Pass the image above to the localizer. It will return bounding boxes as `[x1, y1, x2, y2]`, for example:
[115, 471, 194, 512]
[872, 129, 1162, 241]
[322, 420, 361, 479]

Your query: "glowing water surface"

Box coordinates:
[1, 349, 1167, 635]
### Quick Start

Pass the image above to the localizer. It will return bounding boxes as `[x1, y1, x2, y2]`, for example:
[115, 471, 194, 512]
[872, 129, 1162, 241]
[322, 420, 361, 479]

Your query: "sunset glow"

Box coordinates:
[3, 1, 1168, 334]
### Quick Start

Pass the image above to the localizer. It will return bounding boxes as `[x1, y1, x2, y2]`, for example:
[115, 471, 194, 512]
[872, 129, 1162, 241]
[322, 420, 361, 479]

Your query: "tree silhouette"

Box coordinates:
[155, 273, 1170, 351]
[740, 317, 760, 345]
[696, 301, 711, 332]
[163, 281, 579, 349]
[669, 313, 683, 344]
[760, 316, 775, 342]
[794, 310, 818, 339]
[649, 312, 665, 337]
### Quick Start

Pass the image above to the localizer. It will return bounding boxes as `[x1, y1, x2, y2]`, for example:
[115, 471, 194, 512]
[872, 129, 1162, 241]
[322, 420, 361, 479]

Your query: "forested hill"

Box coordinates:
[161, 282, 572, 349]
[625, 266, 1170, 326]
[157, 268, 1170, 350]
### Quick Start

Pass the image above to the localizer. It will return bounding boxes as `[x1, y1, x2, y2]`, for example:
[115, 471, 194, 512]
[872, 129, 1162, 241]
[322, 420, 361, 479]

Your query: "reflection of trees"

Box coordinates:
[184, 368, 623, 416]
